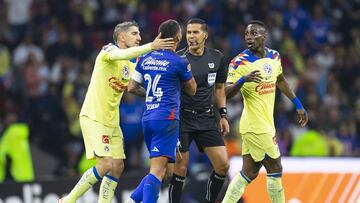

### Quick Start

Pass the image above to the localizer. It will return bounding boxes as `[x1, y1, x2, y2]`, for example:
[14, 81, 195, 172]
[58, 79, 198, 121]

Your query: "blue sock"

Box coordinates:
[143, 173, 161, 203]
[130, 175, 148, 202]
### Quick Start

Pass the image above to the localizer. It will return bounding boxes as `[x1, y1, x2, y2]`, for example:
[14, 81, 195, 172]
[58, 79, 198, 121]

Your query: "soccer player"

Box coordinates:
[126, 19, 197, 203]
[58, 21, 175, 203]
[168, 18, 230, 203]
[222, 20, 308, 203]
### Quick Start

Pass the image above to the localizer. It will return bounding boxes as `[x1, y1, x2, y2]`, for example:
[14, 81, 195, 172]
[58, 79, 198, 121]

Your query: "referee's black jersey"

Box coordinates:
[177, 47, 228, 110]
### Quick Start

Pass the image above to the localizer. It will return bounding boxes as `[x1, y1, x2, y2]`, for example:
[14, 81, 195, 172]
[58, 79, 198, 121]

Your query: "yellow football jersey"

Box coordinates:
[227, 48, 283, 135]
[80, 43, 150, 127]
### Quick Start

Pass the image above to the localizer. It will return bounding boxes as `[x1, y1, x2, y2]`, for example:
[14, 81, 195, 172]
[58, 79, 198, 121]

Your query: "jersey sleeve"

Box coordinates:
[215, 52, 228, 83]
[226, 56, 245, 83]
[132, 57, 144, 84]
[277, 53, 283, 76]
[178, 56, 192, 82]
[102, 43, 152, 61]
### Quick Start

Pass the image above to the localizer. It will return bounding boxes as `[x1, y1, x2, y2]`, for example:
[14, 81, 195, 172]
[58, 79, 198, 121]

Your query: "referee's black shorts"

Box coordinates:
[179, 108, 225, 152]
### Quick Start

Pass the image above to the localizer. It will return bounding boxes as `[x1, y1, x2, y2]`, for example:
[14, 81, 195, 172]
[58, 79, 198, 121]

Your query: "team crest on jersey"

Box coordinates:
[208, 63, 215, 69]
[122, 65, 130, 78]
[263, 63, 272, 75]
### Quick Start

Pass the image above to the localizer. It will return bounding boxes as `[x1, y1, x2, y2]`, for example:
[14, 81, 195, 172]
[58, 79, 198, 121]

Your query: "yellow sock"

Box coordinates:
[98, 175, 119, 203]
[63, 166, 101, 203]
[222, 171, 250, 203]
[266, 174, 285, 203]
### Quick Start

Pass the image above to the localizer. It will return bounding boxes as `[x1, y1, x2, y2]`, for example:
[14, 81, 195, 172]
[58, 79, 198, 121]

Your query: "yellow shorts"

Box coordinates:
[241, 132, 280, 162]
[80, 116, 125, 160]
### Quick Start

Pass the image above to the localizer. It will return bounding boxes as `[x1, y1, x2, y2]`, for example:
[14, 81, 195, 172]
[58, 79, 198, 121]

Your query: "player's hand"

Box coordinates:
[108, 77, 127, 92]
[219, 117, 230, 136]
[297, 109, 308, 127]
[244, 70, 263, 83]
[151, 32, 175, 50]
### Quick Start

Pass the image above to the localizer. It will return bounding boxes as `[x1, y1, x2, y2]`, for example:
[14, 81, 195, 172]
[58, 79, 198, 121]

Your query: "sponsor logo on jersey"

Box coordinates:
[152, 146, 159, 152]
[142, 56, 170, 67]
[102, 135, 110, 144]
[255, 82, 276, 95]
[208, 63, 215, 69]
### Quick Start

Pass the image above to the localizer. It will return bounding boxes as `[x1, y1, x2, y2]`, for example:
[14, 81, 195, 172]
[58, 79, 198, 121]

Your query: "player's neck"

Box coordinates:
[189, 47, 205, 56]
[163, 46, 177, 52]
[117, 42, 127, 49]
[169, 46, 177, 52]
[252, 46, 266, 58]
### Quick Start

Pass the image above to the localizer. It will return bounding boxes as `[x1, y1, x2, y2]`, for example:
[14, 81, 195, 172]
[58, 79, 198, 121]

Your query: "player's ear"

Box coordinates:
[262, 31, 267, 41]
[118, 32, 125, 42]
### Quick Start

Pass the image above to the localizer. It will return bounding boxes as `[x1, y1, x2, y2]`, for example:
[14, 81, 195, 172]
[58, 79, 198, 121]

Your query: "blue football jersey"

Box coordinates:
[132, 50, 192, 121]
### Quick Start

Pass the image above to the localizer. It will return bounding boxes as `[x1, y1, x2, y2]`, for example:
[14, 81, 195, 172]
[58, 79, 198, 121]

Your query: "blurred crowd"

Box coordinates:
[0, 0, 360, 178]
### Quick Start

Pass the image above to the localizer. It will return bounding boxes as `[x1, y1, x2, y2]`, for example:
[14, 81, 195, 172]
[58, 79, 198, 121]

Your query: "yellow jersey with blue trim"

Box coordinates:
[227, 48, 283, 135]
[80, 43, 150, 127]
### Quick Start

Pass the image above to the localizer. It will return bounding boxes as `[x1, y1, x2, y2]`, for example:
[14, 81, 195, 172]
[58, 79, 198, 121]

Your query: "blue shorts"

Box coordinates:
[142, 120, 179, 163]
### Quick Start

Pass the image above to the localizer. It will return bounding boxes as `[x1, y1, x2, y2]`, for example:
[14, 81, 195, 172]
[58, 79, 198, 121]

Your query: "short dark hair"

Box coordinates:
[246, 20, 267, 30]
[187, 18, 208, 32]
[158, 19, 181, 39]
[113, 21, 139, 43]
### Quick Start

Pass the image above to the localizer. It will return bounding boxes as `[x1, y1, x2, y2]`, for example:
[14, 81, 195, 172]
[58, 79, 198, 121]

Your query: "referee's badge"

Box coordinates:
[208, 72, 217, 86]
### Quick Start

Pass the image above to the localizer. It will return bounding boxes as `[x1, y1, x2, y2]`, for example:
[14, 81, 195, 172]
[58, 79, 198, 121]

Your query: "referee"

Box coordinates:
[168, 18, 230, 203]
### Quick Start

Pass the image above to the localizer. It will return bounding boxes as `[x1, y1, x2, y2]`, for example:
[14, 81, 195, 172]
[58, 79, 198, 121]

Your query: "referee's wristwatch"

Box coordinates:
[219, 107, 228, 119]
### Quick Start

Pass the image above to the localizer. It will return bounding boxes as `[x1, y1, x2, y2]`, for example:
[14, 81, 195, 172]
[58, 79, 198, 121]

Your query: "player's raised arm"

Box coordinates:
[108, 33, 175, 61]
[276, 73, 308, 127]
[150, 32, 176, 50]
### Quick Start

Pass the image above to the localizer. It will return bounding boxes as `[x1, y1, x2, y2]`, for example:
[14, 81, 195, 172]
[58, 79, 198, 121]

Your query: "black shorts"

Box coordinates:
[179, 108, 225, 152]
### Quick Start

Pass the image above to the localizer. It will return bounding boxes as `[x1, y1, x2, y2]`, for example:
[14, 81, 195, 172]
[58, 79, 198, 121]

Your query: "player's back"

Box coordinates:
[135, 50, 191, 121]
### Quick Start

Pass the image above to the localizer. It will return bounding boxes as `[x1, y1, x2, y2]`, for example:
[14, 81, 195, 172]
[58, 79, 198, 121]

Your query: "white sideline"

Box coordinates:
[228, 157, 360, 178]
